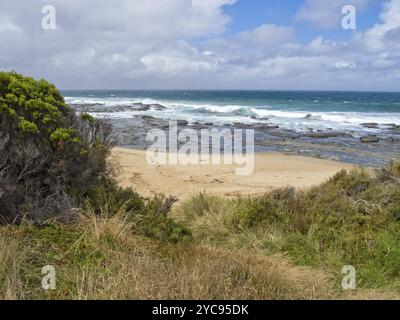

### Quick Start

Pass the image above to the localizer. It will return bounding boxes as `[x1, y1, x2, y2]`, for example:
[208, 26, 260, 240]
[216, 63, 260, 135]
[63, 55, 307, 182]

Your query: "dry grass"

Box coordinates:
[72, 241, 335, 300]
[68, 211, 336, 300]
[174, 194, 282, 251]
[0, 226, 27, 300]
[1, 202, 399, 300]
[76, 206, 133, 243]
[174, 168, 400, 293]
[0, 212, 334, 300]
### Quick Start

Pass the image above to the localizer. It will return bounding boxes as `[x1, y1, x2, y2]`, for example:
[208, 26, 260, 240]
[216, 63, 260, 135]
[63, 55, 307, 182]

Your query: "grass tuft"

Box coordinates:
[176, 164, 400, 291]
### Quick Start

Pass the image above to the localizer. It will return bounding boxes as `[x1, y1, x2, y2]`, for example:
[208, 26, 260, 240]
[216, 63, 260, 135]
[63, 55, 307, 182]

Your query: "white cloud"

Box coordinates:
[0, 15, 21, 33]
[0, 0, 235, 84]
[306, 36, 340, 54]
[140, 43, 217, 76]
[237, 24, 295, 46]
[0, 0, 399, 90]
[361, 0, 400, 50]
[141, 55, 215, 75]
[296, 0, 371, 28]
[187, 0, 237, 36]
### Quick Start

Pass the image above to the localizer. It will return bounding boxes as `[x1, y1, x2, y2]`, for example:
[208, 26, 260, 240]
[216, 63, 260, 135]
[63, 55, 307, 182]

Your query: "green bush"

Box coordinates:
[0, 71, 112, 223]
[84, 180, 192, 243]
[133, 196, 192, 243]
[84, 178, 145, 215]
[0, 71, 191, 243]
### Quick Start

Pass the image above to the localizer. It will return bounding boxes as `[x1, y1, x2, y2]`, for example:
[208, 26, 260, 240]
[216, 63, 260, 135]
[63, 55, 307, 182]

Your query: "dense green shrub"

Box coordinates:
[84, 178, 145, 215]
[84, 181, 192, 243]
[0, 71, 191, 243]
[133, 196, 192, 243]
[0, 71, 112, 223]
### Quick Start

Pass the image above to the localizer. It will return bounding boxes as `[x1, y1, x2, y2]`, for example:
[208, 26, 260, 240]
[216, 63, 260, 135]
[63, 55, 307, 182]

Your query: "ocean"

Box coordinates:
[63, 90, 400, 166]
[63, 90, 400, 137]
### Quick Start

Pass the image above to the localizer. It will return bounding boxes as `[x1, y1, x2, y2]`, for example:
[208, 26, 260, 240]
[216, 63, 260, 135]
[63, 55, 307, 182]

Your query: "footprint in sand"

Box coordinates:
[129, 172, 142, 183]
[213, 179, 224, 184]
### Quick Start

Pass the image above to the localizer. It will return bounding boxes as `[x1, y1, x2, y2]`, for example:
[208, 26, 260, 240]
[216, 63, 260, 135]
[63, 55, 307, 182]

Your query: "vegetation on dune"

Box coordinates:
[1, 161, 399, 299]
[1, 72, 399, 299]
[0, 220, 338, 300]
[83, 181, 192, 243]
[176, 163, 400, 291]
[2, 169, 400, 300]
[0, 71, 190, 242]
[0, 71, 112, 223]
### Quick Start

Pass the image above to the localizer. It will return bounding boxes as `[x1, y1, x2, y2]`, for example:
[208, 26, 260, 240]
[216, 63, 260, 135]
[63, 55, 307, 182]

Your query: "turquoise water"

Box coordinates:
[63, 90, 400, 135]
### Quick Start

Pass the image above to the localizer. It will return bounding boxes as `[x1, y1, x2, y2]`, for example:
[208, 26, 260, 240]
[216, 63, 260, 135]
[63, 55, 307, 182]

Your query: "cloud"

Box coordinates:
[140, 43, 217, 76]
[0, 0, 399, 90]
[0, 15, 21, 33]
[237, 24, 295, 46]
[0, 0, 235, 84]
[361, 0, 400, 50]
[296, 0, 371, 29]
[305, 37, 340, 54]
[193, 0, 400, 90]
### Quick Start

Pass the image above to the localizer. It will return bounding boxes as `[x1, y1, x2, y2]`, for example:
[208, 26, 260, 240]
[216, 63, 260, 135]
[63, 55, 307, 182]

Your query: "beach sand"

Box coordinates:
[111, 147, 354, 201]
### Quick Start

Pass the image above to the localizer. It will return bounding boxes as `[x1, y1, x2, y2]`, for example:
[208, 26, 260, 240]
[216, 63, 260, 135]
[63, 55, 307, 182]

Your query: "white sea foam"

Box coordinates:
[64, 97, 161, 107]
[250, 108, 308, 119]
[319, 113, 400, 125]
[65, 96, 400, 133]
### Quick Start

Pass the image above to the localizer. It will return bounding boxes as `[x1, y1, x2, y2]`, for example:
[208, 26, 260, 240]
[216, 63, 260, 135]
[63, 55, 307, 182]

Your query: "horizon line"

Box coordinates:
[60, 88, 400, 94]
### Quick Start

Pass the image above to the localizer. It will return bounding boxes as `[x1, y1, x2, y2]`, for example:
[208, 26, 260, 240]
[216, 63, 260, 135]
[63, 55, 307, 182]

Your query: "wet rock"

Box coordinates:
[361, 123, 379, 129]
[151, 103, 166, 110]
[386, 136, 397, 142]
[305, 132, 352, 139]
[177, 120, 189, 126]
[257, 125, 280, 130]
[140, 115, 155, 120]
[360, 135, 380, 143]
[190, 123, 209, 130]
[388, 124, 400, 131]
[132, 103, 151, 111]
[232, 122, 254, 129]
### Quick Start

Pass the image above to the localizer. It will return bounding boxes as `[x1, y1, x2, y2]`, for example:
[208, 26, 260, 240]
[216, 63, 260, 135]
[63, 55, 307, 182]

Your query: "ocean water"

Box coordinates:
[63, 90, 400, 136]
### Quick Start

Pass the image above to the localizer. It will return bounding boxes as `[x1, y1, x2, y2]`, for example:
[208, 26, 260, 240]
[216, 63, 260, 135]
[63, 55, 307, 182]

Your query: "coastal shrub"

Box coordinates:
[0, 71, 112, 223]
[84, 179, 145, 216]
[84, 182, 191, 243]
[376, 161, 400, 182]
[178, 163, 400, 289]
[0, 70, 192, 243]
[132, 196, 192, 243]
[179, 192, 219, 218]
[231, 197, 280, 229]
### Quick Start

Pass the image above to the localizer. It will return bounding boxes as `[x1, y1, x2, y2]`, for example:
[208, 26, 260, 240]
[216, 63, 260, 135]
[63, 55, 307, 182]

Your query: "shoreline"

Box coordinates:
[101, 114, 399, 168]
[111, 147, 354, 201]
[70, 100, 400, 168]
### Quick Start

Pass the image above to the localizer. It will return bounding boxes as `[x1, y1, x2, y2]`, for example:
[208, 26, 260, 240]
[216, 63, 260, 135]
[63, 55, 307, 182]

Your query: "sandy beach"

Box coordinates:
[111, 147, 354, 201]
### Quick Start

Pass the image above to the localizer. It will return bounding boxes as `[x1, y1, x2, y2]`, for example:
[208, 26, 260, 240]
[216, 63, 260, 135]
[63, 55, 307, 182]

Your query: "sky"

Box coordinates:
[0, 0, 400, 91]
